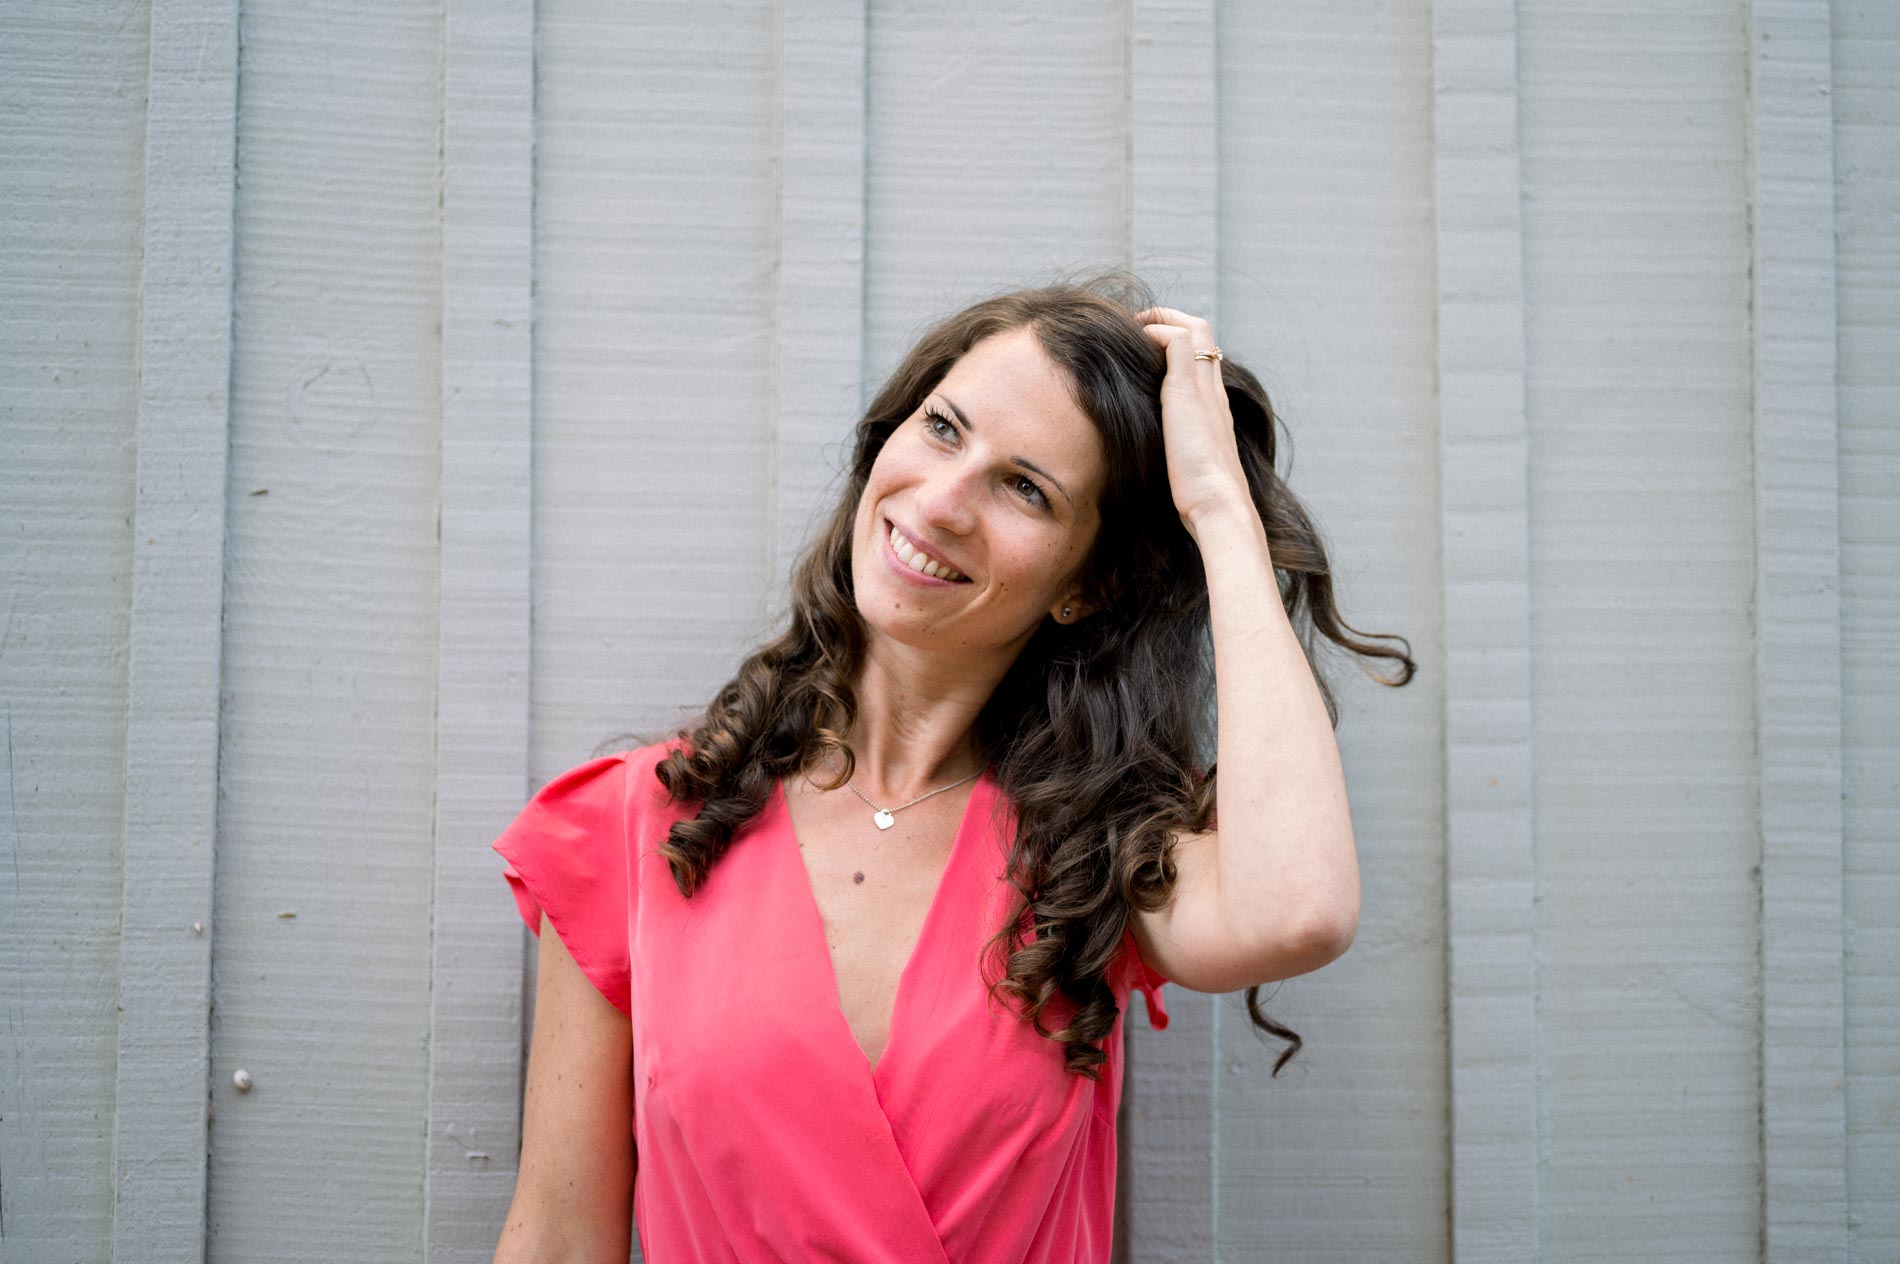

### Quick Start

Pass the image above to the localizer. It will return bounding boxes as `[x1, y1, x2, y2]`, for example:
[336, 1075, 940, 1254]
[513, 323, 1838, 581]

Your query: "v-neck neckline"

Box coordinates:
[776, 767, 991, 1082]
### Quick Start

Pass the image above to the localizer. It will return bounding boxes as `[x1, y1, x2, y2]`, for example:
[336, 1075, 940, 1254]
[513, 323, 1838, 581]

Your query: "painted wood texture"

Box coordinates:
[864, 1, 1127, 378]
[1219, 1, 1450, 1257]
[1521, 1, 1761, 1255]
[0, 4, 148, 1258]
[1125, 4, 1220, 1258]
[1432, 0, 1538, 1257]
[0, 1, 1894, 1258]
[532, 0, 777, 773]
[1834, 1, 1900, 1256]
[113, 1, 237, 1258]
[770, 0, 867, 610]
[209, 2, 444, 1257]
[1750, 2, 1849, 1258]
[425, 0, 535, 1256]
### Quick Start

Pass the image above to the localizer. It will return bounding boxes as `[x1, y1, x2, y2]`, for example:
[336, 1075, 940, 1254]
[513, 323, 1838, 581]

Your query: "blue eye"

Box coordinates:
[922, 408, 957, 439]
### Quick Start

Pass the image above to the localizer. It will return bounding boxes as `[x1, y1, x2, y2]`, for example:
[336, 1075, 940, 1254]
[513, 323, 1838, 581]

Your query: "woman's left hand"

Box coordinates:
[1134, 306, 1254, 535]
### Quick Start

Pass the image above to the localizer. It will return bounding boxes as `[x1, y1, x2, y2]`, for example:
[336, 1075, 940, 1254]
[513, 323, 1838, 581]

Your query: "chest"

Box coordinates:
[629, 768, 1115, 1194]
[780, 776, 973, 1072]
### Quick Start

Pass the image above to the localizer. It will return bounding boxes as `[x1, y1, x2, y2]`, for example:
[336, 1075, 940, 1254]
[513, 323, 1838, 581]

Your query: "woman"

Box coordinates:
[490, 275, 1413, 1262]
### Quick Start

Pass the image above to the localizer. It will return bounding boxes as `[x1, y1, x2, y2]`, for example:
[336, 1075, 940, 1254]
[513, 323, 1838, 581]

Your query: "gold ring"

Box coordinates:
[1193, 347, 1223, 363]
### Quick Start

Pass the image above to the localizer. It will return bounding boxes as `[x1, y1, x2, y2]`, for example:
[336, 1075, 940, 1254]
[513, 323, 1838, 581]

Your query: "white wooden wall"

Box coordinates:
[0, 1, 1893, 1260]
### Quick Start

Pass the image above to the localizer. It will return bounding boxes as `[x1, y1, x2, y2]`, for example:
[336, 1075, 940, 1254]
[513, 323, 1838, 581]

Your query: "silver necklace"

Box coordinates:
[837, 763, 982, 830]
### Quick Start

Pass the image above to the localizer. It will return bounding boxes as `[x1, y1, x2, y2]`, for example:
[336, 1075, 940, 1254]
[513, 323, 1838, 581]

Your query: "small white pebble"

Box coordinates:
[192, 922, 204, 935]
[233, 1069, 253, 1092]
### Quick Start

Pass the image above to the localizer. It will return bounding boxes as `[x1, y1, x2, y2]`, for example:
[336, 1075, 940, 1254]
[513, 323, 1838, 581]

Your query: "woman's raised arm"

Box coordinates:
[493, 912, 635, 1264]
[1127, 307, 1361, 993]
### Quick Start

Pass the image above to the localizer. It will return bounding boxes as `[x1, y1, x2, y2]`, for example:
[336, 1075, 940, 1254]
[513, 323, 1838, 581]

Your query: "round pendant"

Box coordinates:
[873, 809, 896, 830]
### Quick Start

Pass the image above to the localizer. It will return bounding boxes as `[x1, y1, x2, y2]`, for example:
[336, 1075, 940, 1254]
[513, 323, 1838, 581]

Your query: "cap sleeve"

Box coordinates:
[1119, 924, 1171, 1031]
[493, 753, 632, 1017]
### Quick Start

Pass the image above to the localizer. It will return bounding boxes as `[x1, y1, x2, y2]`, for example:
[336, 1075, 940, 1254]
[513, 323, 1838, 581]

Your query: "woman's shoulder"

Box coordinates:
[599, 735, 684, 772]
[522, 737, 688, 829]
[593, 736, 693, 811]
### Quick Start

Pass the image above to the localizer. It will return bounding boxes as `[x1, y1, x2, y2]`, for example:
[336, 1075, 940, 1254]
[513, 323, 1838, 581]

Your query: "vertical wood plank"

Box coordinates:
[425, 0, 535, 1255]
[532, 0, 777, 757]
[862, 1, 1126, 377]
[1748, 1, 1849, 1258]
[770, 0, 866, 609]
[1216, 0, 1447, 1256]
[211, 3, 445, 1253]
[1431, 0, 1538, 1258]
[1130, 0, 1218, 287]
[1520, 1, 1760, 1253]
[112, 2, 236, 1259]
[1833, 5, 1900, 1256]
[1, 3, 149, 1249]
[1124, 2, 1218, 1259]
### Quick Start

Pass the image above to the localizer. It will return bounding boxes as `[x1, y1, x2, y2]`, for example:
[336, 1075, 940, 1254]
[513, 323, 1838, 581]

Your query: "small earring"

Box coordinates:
[1061, 605, 1072, 620]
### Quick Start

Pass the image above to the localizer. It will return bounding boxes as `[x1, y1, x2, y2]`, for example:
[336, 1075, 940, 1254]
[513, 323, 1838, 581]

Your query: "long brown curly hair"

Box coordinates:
[646, 271, 1414, 1078]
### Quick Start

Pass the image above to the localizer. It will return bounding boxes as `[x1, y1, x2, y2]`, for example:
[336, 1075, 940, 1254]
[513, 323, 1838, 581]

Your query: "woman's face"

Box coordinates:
[852, 326, 1107, 663]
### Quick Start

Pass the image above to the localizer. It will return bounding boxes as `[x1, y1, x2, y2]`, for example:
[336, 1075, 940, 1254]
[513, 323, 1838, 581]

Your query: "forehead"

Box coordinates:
[935, 329, 1106, 495]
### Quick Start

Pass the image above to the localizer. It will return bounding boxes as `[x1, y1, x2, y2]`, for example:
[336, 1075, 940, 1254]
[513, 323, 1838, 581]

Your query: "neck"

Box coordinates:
[833, 634, 1005, 800]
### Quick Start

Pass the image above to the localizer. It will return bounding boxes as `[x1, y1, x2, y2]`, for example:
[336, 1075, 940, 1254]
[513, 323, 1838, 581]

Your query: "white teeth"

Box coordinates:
[888, 523, 964, 581]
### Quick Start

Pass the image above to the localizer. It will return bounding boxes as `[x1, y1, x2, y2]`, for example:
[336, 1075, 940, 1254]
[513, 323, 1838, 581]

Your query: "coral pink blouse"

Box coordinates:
[494, 741, 1171, 1263]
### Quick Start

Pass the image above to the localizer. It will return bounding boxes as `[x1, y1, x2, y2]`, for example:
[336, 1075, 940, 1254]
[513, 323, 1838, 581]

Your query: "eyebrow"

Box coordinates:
[937, 394, 1074, 507]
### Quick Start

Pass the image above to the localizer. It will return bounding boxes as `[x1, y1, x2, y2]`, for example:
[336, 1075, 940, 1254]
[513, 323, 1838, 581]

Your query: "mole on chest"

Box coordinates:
[782, 774, 978, 1067]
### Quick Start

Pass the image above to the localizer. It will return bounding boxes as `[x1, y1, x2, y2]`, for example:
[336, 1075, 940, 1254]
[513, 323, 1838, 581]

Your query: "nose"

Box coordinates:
[913, 460, 981, 537]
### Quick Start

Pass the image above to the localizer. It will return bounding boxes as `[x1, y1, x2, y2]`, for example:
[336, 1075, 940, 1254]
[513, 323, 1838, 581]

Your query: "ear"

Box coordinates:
[1049, 592, 1096, 624]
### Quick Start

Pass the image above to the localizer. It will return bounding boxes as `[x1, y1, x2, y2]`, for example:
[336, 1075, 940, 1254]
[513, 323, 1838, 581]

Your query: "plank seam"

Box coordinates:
[1746, 0, 1849, 1257]
[111, 2, 239, 1257]
[769, 0, 867, 623]
[1431, 0, 1540, 1256]
[424, 0, 537, 1254]
[1127, 0, 1220, 1257]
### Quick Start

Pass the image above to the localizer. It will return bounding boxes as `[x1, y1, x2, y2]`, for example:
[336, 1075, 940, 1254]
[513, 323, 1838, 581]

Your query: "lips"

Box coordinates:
[884, 519, 970, 582]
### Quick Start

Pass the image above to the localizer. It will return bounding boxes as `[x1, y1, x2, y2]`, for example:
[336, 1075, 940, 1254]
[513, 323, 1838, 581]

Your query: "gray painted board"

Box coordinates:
[531, 0, 779, 770]
[864, 1, 1128, 380]
[1521, 0, 1761, 1253]
[770, 0, 867, 613]
[426, 0, 536, 1256]
[113, 1, 237, 1258]
[1433, 0, 1539, 1255]
[1125, 1, 1220, 1257]
[1834, 1, 1900, 1257]
[0, 3, 148, 1257]
[1750, 0, 1850, 1258]
[209, 3, 444, 1256]
[1219, 0, 1450, 1256]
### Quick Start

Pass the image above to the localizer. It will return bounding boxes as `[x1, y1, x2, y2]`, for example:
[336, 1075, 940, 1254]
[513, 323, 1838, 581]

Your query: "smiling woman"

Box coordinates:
[490, 272, 1416, 1264]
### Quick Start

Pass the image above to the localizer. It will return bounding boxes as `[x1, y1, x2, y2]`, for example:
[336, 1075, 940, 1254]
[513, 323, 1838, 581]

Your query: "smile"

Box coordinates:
[885, 520, 969, 583]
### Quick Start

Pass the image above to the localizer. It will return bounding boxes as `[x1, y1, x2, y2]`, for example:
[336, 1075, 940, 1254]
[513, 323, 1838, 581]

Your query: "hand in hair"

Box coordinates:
[1133, 306, 1254, 535]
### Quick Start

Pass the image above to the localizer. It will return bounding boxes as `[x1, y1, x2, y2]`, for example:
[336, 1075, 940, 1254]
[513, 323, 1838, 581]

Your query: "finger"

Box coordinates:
[1144, 324, 1226, 383]
[1141, 323, 1200, 365]
[1133, 306, 1214, 338]
[1143, 321, 1224, 371]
